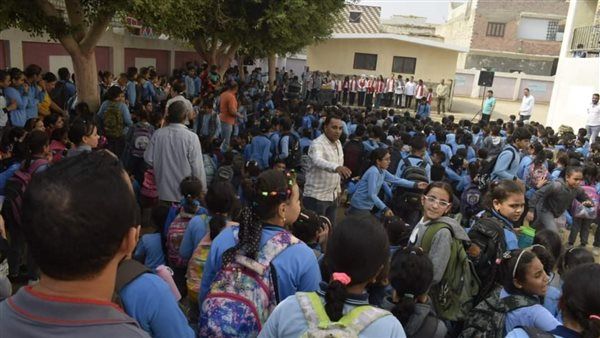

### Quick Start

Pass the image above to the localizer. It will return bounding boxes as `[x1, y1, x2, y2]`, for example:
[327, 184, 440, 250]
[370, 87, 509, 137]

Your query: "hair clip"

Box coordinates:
[403, 293, 415, 299]
[590, 315, 600, 321]
[332, 272, 351, 286]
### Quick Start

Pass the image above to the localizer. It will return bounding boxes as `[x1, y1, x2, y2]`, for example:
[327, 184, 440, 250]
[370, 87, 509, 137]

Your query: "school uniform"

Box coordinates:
[357, 78, 367, 107]
[500, 288, 560, 333]
[349, 165, 416, 214]
[385, 77, 396, 107]
[134, 233, 166, 270]
[349, 79, 358, 106]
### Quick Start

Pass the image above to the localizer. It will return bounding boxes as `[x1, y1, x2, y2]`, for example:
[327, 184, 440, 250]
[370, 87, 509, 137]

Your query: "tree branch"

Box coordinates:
[64, 0, 86, 42]
[79, 11, 114, 53]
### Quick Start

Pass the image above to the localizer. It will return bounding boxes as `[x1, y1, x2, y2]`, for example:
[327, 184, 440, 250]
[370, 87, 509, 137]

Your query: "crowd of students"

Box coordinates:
[0, 61, 599, 338]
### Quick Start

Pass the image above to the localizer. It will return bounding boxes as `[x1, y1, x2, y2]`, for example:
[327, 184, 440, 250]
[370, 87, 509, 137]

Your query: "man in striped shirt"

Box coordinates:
[303, 114, 351, 225]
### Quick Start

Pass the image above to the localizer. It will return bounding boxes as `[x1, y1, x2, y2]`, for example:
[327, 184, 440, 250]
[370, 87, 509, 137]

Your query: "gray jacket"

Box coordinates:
[529, 178, 590, 217]
[382, 296, 447, 338]
[410, 216, 469, 284]
[0, 286, 150, 338]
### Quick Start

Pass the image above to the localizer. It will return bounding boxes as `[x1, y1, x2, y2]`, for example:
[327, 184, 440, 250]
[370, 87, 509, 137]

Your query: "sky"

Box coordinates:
[359, 0, 466, 24]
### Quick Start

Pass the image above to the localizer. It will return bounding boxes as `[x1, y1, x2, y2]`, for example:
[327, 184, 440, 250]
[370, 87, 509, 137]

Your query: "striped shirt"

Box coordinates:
[303, 134, 344, 202]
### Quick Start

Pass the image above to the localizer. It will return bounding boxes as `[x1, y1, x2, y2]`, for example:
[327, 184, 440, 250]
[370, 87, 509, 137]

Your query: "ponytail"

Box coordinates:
[209, 214, 227, 240]
[324, 279, 348, 322]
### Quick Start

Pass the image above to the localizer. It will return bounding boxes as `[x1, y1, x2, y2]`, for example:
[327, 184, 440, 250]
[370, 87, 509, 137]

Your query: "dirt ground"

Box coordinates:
[441, 96, 550, 124]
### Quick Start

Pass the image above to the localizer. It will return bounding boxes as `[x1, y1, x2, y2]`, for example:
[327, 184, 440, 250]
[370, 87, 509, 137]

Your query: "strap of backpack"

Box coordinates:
[517, 326, 555, 338]
[341, 305, 391, 334]
[296, 292, 327, 330]
[233, 230, 299, 275]
[503, 295, 539, 312]
[27, 159, 48, 174]
[420, 222, 453, 253]
[115, 259, 151, 292]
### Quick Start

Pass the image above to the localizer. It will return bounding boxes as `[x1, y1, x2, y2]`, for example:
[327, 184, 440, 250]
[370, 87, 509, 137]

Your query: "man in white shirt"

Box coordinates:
[385, 74, 395, 107]
[394, 75, 404, 108]
[585, 93, 600, 144]
[303, 114, 351, 225]
[405, 76, 416, 109]
[518, 88, 535, 122]
[357, 75, 367, 107]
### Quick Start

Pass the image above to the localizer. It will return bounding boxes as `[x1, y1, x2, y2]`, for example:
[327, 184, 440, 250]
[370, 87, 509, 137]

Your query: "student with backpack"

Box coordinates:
[467, 180, 525, 301]
[276, 117, 302, 171]
[247, 121, 272, 170]
[259, 215, 406, 338]
[290, 208, 331, 262]
[523, 152, 549, 199]
[133, 206, 168, 271]
[568, 164, 599, 248]
[97, 86, 132, 158]
[166, 176, 204, 298]
[506, 263, 600, 338]
[460, 248, 559, 337]
[199, 170, 320, 337]
[383, 247, 447, 338]
[124, 108, 154, 184]
[349, 148, 427, 218]
[66, 118, 99, 158]
[491, 127, 531, 181]
[343, 125, 368, 178]
[527, 166, 593, 232]
[408, 182, 479, 323]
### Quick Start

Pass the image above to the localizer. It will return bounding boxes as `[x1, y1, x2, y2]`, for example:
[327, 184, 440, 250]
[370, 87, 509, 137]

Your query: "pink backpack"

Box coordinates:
[572, 185, 599, 219]
[166, 210, 194, 268]
[526, 163, 548, 189]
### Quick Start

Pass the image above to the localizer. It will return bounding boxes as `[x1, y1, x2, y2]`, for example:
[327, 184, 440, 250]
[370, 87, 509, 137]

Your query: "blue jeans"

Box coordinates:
[303, 196, 338, 226]
[220, 123, 233, 153]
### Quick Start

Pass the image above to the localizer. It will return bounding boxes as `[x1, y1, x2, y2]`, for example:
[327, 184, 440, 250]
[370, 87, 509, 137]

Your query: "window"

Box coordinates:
[486, 22, 505, 37]
[392, 56, 417, 74]
[353, 53, 377, 71]
[546, 20, 559, 41]
[349, 11, 362, 23]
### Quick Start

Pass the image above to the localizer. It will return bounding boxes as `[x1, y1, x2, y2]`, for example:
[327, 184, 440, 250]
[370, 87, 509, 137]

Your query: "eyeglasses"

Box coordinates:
[423, 195, 451, 208]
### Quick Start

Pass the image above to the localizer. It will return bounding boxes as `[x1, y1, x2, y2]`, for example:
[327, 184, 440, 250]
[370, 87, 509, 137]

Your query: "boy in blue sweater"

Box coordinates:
[492, 127, 532, 181]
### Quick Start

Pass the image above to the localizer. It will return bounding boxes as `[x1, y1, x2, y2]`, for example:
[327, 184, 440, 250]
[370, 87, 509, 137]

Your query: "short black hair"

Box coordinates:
[167, 101, 188, 124]
[22, 151, 138, 280]
[58, 67, 70, 81]
[42, 72, 57, 83]
[69, 118, 97, 145]
[105, 86, 123, 101]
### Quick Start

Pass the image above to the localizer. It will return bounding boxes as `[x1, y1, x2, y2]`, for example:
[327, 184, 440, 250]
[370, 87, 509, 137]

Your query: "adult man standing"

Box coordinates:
[394, 75, 404, 108]
[414, 79, 426, 111]
[144, 101, 206, 204]
[357, 75, 367, 107]
[303, 114, 351, 225]
[219, 82, 240, 152]
[404, 76, 416, 109]
[385, 74, 396, 107]
[518, 88, 535, 122]
[481, 90, 496, 125]
[435, 79, 450, 114]
[348, 75, 358, 106]
[585, 93, 600, 144]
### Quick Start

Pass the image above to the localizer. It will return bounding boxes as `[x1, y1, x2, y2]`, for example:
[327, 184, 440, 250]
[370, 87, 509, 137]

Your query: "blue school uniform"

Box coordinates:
[500, 288, 560, 334]
[120, 273, 195, 338]
[134, 233, 165, 270]
[248, 135, 272, 169]
[179, 215, 209, 260]
[507, 325, 580, 338]
[3, 87, 28, 127]
[199, 225, 321, 305]
[350, 165, 415, 211]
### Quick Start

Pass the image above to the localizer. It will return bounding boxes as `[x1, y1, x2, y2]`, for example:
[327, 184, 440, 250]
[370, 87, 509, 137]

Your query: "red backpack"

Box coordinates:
[166, 209, 194, 268]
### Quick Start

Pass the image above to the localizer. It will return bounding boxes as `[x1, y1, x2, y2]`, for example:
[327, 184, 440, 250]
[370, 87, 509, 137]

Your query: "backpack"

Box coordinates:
[387, 147, 403, 176]
[140, 168, 158, 206]
[525, 163, 548, 190]
[343, 139, 368, 178]
[478, 147, 517, 191]
[130, 122, 153, 158]
[50, 81, 72, 111]
[392, 157, 429, 215]
[459, 289, 540, 338]
[572, 185, 599, 219]
[517, 326, 555, 338]
[401, 156, 428, 182]
[166, 210, 194, 268]
[113, 259, 151, 307]
[199, 229, 299, 338]
[186, 217, 211, 298]
[3, 159, 48, 229]
[460, 183, 483, 225]
[103, 101, 124, 138]
[421, 221, 480, 321]
[467, 216, 507, 302]
[278, 133, 302, 170]
[295, 292, 392, 338]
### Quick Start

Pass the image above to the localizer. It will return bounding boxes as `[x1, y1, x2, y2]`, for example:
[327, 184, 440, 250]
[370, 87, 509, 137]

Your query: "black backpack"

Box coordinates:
[476, 147, 517, 191]
[50, 81, 73, 112]
[278, 133, 302, 170]
[392, 157, 428, 215]
[343, 139, 368, 178]
[388, 147, 403, 176]
[467, 216, 507, 303]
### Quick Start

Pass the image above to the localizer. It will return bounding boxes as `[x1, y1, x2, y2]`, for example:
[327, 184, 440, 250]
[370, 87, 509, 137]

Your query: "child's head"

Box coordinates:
[22, 151, 139, 281]
[559, 263, 600, 338]
[322, 215, 390, 321]
[291, 209, 330, 244]
[557, 247, 594, 276]
[68, 118, 99, 148]
[23, 130, 50, 169]
[370, 147, 390, 170]
[383, 216, 411, 247]
[530, 244, 556, 277]
[50, 127, 69, 143]
[105, 85, 124, 102]
[179, 176, 204, 214]
[533, 229, 562, 266]
[206, 181, 238, 240]
[389, 247, 434, 326]
[44, 113, 65, 130]
[223, 170, 300, 264]
[500, 249, 549, 297]
[485, 180, 525, 222]
[421, 182, 453, 221]
[272, 158, 286, 171]
[564, 166, 584, 188]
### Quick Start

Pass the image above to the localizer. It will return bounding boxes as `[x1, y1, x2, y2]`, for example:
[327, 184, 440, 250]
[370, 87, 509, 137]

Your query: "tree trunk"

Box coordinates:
[267, 53, 276, 92]
[71, 49, 100, 112]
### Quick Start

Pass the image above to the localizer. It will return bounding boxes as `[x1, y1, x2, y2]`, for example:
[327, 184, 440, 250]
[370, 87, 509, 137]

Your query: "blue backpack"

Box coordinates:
[460, 182, 483, 226]
[199, 228, 299, 337]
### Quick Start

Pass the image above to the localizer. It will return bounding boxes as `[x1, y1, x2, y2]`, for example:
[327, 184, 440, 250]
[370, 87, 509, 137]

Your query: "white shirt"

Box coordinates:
[519, 95, 535, 116]
[395, 80, 405, 94]
[586, 102, 600, 126]
[405, 81, 416, 96]
[303, 134, 344, 202]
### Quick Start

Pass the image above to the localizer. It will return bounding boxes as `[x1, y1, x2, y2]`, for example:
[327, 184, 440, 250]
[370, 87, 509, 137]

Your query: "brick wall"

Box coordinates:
[470, 0, 568, 56]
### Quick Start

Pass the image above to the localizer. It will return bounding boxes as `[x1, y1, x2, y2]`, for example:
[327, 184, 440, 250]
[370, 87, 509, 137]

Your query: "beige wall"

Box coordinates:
[573, 0, 597, 28]
[306, 38, 459, 83]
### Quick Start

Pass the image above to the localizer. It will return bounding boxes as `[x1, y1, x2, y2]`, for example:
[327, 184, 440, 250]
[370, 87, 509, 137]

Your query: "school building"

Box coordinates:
[0, 17, 201, 76]
[306, 4, 467, 85]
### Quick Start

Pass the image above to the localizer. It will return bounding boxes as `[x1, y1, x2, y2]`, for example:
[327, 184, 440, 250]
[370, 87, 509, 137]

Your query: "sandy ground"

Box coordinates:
[441, 96, 550, 124]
